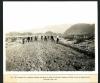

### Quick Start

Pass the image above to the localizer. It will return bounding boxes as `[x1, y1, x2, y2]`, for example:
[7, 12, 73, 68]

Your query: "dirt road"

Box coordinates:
[6, 41, 95, 71]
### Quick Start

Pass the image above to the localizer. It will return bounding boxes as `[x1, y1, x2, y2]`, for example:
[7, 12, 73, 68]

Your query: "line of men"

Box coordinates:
[22, 35, 59, 44]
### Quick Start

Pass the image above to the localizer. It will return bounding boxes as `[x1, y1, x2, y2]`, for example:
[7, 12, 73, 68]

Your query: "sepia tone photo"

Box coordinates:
[4, 2, 96, 71]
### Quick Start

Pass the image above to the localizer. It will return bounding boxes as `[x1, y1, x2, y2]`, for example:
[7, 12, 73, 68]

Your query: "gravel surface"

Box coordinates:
[6, 41, 95, 71]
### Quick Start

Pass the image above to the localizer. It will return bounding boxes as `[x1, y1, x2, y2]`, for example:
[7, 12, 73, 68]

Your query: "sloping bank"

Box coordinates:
[58, 39, 95, 58]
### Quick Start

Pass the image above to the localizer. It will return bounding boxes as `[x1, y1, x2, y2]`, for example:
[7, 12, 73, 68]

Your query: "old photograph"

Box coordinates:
[3, 2, 97, 71]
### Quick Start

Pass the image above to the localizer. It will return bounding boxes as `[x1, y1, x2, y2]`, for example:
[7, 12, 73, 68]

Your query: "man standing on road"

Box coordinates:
[56, 36, 59, 44]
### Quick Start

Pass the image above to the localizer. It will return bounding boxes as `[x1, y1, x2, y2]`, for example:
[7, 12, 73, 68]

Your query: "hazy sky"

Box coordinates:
[3, 1, 97, 33]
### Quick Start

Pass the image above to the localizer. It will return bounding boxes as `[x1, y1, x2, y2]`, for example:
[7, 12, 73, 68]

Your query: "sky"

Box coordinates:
[3, 1, 97, 33]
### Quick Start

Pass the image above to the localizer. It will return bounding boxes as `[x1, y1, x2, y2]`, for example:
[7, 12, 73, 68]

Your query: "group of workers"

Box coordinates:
[22, 35, 59, 44]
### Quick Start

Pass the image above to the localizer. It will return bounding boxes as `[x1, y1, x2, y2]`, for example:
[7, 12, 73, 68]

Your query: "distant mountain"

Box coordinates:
[28, 24, 72, 34]
[63, 23, 95, 37]
[6, 32, 22, 37]
[45, 31, 57, 36]
[6, 32, 33, 37]
[43, 24, 72, 33]
[6, 23, 95, 38]
[45, 31, 63, 36]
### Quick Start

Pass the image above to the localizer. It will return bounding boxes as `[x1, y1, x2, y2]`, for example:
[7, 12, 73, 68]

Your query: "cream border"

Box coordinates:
[3, 1, 98, 75]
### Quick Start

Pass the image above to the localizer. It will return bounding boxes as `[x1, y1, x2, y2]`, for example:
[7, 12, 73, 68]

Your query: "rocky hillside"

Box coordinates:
[63, 23, 95, 38]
